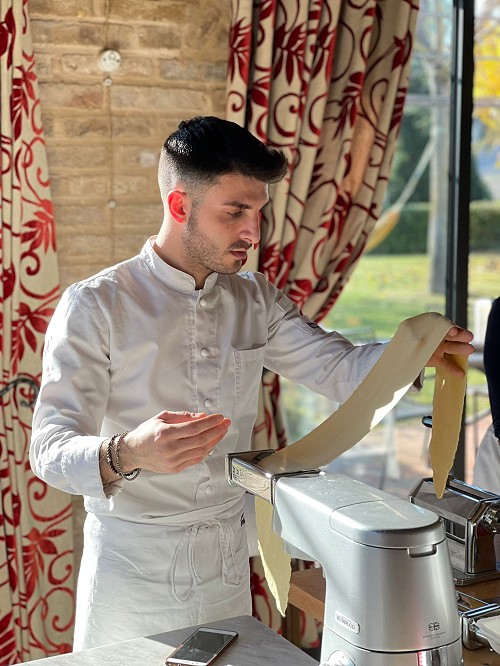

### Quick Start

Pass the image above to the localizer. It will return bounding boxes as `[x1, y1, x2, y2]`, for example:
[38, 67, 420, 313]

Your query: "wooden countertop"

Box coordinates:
[289, 568, 500, 665]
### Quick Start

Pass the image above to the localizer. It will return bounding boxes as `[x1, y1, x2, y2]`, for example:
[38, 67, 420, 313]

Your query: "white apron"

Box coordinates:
[73, 510, 251, 650]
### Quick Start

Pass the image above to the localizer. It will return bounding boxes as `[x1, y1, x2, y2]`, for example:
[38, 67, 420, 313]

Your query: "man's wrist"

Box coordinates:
[99, 440, 119, 485]
[118, 432, 140, 473]
[106, 432, 142, 481]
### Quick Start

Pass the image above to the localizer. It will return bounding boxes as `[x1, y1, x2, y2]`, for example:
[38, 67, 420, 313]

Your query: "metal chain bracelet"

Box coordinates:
[106, 432, 142, 481]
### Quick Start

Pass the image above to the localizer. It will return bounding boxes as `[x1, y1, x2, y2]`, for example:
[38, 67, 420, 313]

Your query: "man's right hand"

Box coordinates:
[100, 411, 231, 483]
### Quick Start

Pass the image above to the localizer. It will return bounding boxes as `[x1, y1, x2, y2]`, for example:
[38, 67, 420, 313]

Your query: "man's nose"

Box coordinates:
[240, 214, 261, 245]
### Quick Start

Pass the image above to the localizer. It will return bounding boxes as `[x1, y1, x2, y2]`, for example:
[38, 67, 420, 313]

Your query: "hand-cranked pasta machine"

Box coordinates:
[410, 477, 500, 586]
[226, 450, 463, 666]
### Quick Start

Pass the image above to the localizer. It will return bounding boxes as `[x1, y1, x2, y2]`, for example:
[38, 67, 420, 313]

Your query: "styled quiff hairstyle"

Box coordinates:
[158, 116, 288, 201]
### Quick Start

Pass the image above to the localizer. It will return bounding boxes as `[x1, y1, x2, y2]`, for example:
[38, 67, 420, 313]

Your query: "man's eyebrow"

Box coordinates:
[222, 200, 252, 209]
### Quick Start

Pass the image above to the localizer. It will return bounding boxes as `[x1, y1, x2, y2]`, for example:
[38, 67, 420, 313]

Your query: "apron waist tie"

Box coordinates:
[170, 519, 242, 604]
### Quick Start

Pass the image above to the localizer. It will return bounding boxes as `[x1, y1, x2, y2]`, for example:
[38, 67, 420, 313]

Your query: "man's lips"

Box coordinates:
[230, 250, 248, 260]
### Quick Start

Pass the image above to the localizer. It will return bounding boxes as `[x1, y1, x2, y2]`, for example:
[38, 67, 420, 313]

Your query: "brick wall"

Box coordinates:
[30, 0, 230, 289]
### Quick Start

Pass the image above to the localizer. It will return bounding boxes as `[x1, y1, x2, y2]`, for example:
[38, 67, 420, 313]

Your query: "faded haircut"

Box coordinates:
[158, 116, 288, 202]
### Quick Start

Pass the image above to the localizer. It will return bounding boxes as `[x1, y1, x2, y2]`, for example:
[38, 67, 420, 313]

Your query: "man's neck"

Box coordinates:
[152, 238, 209, 289]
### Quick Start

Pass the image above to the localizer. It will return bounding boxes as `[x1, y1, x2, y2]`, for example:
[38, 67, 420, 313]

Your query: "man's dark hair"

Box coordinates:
[158, 116, 288, 198]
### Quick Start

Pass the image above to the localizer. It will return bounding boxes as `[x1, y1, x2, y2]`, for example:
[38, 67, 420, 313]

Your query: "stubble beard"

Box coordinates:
[183, 209, 250, 278]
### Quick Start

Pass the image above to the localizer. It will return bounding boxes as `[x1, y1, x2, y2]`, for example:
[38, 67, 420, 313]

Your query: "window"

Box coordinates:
[280, 0, 500, 497]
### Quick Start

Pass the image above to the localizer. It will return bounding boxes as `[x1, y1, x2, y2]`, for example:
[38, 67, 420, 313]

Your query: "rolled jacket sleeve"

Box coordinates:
[30, 284, 112, 498]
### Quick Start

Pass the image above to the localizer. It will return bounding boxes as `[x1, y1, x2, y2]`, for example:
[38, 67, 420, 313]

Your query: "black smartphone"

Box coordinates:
[165, 627, 239, 666]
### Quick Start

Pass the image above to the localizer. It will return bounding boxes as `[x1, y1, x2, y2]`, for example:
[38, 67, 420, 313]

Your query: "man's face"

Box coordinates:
[182, 173, 269, 284]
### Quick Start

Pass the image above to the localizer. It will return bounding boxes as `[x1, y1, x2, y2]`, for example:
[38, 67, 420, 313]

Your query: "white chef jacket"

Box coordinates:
[474, 424, 500, 493]
[30, 237, 386, 649]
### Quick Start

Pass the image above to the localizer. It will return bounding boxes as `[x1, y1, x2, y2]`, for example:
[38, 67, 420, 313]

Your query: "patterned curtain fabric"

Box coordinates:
[0, 1, 74, 661]
[226, 0, 419, 646]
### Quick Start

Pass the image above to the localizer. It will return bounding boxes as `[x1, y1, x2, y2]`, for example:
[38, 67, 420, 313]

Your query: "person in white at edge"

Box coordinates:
[30, 116, 474, 651]
[473, 297, 500, 489]
[473, 297, 500, 557]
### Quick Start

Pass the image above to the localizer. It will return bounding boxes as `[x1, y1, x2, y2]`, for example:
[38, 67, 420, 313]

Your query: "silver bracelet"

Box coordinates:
[113, 431, 142, 481]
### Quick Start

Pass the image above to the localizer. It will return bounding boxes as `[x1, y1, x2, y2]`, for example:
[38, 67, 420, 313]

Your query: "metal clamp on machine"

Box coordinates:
[225, 449, 321, 503]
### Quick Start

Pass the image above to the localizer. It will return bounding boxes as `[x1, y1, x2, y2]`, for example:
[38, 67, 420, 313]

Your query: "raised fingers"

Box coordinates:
[155, 410, 208, 423]
[439, 339, 475, 356]
[165, 429, 229, 473]
[445, 326, 474, 343]
[154, 414, 231, 471]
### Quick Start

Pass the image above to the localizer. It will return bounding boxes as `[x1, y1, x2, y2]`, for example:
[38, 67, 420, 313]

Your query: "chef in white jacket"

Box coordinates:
[30, 116, 474, 651]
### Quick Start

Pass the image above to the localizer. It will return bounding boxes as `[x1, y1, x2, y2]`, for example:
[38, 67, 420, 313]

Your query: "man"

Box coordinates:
[30, 116, 474, 651]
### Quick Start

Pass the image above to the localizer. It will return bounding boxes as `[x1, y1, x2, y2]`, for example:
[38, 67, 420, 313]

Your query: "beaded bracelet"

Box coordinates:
[114, 431, 142, 481]
[106, 432, 142, 481]
[105, 434, 121, 477]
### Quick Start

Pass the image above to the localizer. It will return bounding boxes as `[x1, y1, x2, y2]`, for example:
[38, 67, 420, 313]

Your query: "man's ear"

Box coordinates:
[167, 189, 189, 224]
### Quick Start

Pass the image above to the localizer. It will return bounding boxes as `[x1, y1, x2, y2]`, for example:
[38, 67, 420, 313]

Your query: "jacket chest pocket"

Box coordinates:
[233, 346, 266, 417]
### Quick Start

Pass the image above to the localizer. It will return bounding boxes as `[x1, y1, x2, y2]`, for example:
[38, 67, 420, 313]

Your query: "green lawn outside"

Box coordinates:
[323, 252, 499, 340]
[282, 252, 498, 432]
[324, 250, 498, 402]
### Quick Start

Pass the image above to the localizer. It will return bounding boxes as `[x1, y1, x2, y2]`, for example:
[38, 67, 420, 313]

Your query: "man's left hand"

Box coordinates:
[426, 326, 474, 377]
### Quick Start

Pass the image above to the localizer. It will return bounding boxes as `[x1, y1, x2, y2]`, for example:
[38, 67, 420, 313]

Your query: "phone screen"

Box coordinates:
[166, 628, 237, 665]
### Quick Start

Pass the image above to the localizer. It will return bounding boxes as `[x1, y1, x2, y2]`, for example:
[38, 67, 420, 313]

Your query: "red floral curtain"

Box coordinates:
[226, 0, 419, 646]
[0, 1, 74, 661]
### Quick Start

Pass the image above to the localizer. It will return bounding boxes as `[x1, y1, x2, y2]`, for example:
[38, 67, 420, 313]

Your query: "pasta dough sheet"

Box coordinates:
[255, 496, 291, 617]
[255, 312, 467, 615]
[429, 354, 469, 498]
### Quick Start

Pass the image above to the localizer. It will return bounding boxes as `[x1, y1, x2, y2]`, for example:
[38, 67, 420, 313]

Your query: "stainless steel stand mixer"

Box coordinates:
[227, 450, 463, 665]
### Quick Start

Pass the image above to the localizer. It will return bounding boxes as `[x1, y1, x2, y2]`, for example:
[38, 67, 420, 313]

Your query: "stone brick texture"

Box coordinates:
[31, 0, 230, 288]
